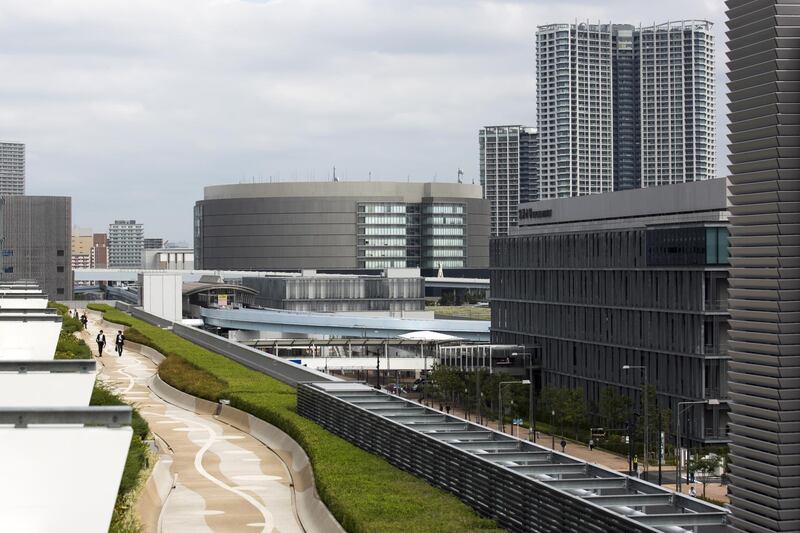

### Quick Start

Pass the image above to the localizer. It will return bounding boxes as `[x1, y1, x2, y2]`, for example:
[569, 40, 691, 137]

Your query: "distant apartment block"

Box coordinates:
[0, 196, 72, 298]
[725, 1, 799, 531]
[0, 142, 25, 196]
[479, 126, 539, 237]
[143, 238, 164, 250]
[639, 21, 716, 187]
[92, 233, 108, 268]
[71, 226, 93, 269]
[491, 179, 731, 446]
[535, 21, 715, 198]
[108, 220, 144, 268]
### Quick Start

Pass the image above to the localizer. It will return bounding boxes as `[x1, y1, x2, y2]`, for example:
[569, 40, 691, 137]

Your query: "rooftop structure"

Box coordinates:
[299, 382, 729, 532]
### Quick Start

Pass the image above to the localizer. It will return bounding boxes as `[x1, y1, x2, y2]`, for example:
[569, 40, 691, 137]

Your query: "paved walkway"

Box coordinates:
[420, 399, 729, 503]
[80, 312, 305, 533]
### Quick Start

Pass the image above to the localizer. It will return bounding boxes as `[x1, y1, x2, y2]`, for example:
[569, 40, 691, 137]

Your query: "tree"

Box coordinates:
[598, 386, 630, 429]
[689, 455, 722, 498]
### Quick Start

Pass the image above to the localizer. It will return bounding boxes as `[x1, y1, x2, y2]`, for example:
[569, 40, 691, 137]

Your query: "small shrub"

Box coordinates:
[159, 355, 227, 402]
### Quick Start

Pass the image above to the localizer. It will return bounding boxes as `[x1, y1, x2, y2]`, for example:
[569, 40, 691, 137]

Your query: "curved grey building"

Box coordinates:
[194, 181, 489, 271]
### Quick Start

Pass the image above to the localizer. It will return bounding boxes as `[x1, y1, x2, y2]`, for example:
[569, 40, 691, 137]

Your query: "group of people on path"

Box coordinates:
[95, 329, 125, 357]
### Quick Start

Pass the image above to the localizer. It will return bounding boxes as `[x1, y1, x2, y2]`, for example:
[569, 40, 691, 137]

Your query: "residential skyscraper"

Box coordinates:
[479, 125, 538, 236]
[71, 226, 94, 269]
[725, 1, 799, 531]
[108, 220, 144, 268]
[92, 233, 108, 268]
[535, 21, 715, 197]
[0, 142, 25, 196]
[639, 21, 716, 187]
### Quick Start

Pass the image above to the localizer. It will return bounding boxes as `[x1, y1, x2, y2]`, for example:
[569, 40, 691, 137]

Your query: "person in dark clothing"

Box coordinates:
[96, 330, 106, 357]
[445, 405, 451, 415]
[115, 330, 125, 356]
[560, 439, 567, 452]
[80, 313, 88, 329]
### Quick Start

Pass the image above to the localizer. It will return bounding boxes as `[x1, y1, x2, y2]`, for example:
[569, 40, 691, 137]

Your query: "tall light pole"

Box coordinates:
[623, 364, 648, 479]
[676, 399, 720, 492]
[499, 380, 531, 433]
[512, 351, 536, 441]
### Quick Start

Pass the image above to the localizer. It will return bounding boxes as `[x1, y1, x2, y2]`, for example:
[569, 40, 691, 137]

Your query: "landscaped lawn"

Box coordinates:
[89, 304, 503, 533]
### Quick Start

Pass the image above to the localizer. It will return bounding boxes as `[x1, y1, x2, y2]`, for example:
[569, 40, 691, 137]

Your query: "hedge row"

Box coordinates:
[89, 304, 503, 533]
[55, 303, 151, 533]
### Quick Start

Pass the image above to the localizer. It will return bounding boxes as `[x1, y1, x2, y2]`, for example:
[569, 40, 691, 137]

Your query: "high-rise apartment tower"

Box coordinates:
[535, 21, 715, 198]
[479, 126, 539, 237]
[725, 1, 799, 531]
[108, 220, 144, 268]
[0, 142, 25, 196]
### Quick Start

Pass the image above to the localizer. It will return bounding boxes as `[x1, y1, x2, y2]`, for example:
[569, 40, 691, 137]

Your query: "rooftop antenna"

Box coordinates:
[333, 165, 339, 182]
[457, 168, 464, 184]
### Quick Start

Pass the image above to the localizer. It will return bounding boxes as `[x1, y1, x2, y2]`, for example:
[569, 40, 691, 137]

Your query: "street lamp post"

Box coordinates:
[499, 380, 531, 434]
[551, 409, 556, 449]
[623, 364, 648, 479]
[676, 399, 720, 492]
[512, 351, 536, 441]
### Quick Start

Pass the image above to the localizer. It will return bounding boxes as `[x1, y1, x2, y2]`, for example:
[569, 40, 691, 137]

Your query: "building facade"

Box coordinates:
[142, 248, 194, 270]
[0, 142, 25, 196]
[92, 233, 108, 269]
[71, 226, 94, 270]
[479, 126, 539, 236]
[0, 196, 72, 299]
[491, 179, 731, 447]
[108, 220, 144, 268]
[639, 21, 716, 187]
[535, 21, 715, 197]
[725, 1, 799, 531]
[195, 181, 490, 271]
[242, 269, 425, 314]
[143, 238, 164, 250]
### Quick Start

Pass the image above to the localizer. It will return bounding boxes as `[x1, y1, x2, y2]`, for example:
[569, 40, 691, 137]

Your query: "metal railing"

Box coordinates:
[0, 406, 132, 427]
[0, 360, 95, 373]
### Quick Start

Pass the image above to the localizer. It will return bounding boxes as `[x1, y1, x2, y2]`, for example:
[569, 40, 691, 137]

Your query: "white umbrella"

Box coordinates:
[397, 330, 462, 341]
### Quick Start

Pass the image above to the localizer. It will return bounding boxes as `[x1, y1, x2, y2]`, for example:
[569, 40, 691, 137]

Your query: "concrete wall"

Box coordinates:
[139, 272, 182, 322]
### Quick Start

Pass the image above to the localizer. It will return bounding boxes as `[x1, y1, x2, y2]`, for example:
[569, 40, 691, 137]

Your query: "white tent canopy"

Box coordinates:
[397, 330, 462, 342]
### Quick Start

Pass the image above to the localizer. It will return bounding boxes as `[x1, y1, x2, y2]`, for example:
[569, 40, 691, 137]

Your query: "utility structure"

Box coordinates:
[623, 365, 648, 479]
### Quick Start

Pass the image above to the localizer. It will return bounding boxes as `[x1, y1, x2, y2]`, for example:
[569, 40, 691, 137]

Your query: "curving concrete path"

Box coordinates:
[80, 312, 306, 533]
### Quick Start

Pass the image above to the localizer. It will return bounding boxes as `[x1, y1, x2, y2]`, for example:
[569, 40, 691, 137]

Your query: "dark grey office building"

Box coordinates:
[612, 26, 640, 191]
[195, 181, 490, 271]
[0, 195, 72, 299]
[726, 1, 799, 531]
[491, 179, 730, 446]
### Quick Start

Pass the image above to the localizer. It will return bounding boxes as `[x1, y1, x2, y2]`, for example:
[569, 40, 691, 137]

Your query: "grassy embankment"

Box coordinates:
[88, 303, 503, 533]
[427, 305, 491, 321]
[50, 302, 151, 533]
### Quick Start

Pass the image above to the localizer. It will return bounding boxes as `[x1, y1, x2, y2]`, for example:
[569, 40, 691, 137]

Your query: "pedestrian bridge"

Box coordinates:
[199, 307, 489, 341]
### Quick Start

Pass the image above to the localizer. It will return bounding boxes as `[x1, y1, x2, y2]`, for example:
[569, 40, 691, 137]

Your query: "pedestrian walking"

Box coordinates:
[439, 402, 443, 411]
[115, 330, 125, 357]
[96, 330, 106, 357]
[80, 313, 88, 329]
[688, 486, 697, 498]
[633, 455, 639, 476]
[560, 439, 567, 453]
[589, 439, 595, 452]
[445, 404, 451, 415]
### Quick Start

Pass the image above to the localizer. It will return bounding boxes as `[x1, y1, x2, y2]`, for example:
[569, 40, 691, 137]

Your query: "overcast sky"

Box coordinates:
[1, 0, 727, 242]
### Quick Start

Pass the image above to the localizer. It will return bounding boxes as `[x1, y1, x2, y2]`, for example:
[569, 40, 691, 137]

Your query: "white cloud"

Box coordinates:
[0, 0, 727, 240]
